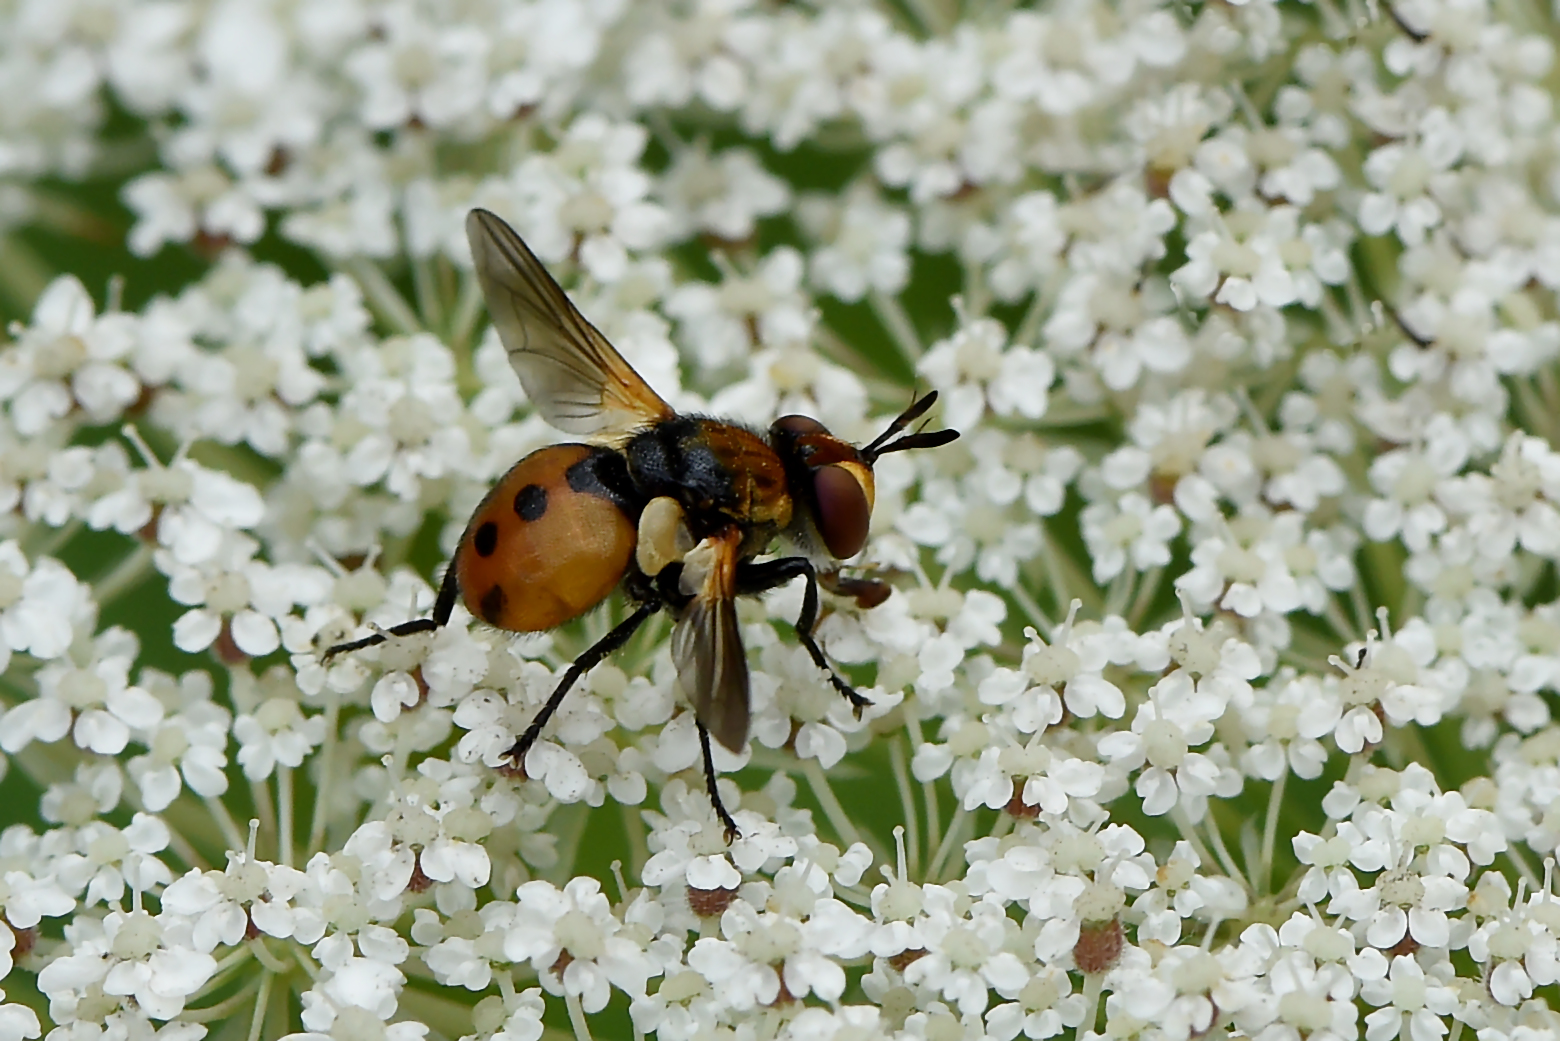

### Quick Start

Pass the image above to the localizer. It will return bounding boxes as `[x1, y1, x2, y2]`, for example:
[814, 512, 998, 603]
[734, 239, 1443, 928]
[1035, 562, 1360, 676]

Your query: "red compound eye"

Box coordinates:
[813, 463, 871, 559]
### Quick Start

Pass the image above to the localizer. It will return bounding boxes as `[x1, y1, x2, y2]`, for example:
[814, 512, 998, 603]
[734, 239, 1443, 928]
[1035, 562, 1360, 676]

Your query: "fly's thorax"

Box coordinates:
[623, 416, 793, 540]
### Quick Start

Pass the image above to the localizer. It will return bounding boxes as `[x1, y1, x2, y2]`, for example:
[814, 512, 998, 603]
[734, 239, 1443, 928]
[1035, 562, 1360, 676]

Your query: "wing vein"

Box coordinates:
[467, 208, 673, 439]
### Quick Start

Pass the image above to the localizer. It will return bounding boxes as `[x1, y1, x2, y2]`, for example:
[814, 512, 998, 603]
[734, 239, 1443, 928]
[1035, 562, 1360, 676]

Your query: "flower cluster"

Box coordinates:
[2, 0, 1560, 1039]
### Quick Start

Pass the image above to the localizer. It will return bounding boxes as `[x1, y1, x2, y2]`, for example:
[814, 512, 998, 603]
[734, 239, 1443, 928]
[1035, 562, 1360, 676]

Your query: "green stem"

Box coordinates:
[25, 518, 82, 561]
[565, 992, 595, 1041]
[183, 977, 262, 1024]
[1125, 566, 1164, 628]
[802, 758, 884, 864]
[248, 776, 278, 862]
[870, 290, 924, 367]
[1323, 597, 1361, 643]
[1200, 805, 1251, 894]
[902, 713, 942, 880]
[1010, 581, 1055, 633]
[190, 943, 257, 1002]
[91, 543, 154, 605]
[204, 794, 248, 854]
[248, 936, 290, 974]
[1169, 803, 1217, 879]
[926, 804, 969, 881]
[888, 737, 922, 878]
[344, 259, 422, 337]
[1039, 523, 1096, 614]
[411, 257, 445, 334]
[245, 970, 273, 1041]
[1260, 768, 1287, 896]
[277, 765, 293, 868]
[307, 692, 342, 854]
[619, 800, 649, 881]
[449, 273, 487, 379]
[1103, 567, 1134, 618]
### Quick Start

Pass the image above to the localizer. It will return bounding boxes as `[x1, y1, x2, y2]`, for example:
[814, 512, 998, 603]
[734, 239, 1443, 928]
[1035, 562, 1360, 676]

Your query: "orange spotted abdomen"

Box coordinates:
[456, 444, 640, 632]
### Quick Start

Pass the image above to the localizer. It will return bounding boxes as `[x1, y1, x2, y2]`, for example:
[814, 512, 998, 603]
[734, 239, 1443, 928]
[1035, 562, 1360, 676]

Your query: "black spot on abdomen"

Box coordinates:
[478, 584, 507, 624]
[473, 521, 498, 557]
[514, 484, 547, 521]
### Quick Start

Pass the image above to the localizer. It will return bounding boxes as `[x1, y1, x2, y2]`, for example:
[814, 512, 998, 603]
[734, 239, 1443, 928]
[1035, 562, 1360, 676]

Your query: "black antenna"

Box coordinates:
[862, 391, 960, 463]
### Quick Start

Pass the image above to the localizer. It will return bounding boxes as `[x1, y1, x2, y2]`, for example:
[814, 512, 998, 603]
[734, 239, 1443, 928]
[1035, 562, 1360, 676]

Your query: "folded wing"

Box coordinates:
[670, 527, 750, 752]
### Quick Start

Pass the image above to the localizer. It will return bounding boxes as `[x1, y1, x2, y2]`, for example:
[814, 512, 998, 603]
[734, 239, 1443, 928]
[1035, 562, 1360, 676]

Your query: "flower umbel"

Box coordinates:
[0, 0, 1557, 1039]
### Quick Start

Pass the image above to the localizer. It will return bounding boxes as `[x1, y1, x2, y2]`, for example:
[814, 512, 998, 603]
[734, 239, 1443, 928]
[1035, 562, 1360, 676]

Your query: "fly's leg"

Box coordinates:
[735, 556, 871, 716]
[698, 721, 741, 842]
[504, 602, 660, 770]
[820, 569, 891, 609]
[321, 562, 460, 660]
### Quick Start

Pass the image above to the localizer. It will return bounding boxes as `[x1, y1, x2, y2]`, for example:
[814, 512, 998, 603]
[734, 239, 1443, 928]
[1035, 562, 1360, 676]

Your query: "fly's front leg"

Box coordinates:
[321, 561, 461, 660]
[735, 557, 871, 716]
[819, 569, 891, 609]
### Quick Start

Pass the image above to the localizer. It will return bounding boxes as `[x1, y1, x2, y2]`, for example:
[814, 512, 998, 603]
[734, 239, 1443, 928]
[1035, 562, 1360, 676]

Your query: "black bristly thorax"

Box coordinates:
[624, 416, 790, 544]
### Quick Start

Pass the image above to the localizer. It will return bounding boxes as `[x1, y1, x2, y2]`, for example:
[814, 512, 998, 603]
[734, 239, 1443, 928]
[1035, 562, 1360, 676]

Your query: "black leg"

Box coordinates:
[505, 603, 659, 770]
[322, 562, 461, 661]
[699, 721, 741, 842]
[735, 557, 871, 716]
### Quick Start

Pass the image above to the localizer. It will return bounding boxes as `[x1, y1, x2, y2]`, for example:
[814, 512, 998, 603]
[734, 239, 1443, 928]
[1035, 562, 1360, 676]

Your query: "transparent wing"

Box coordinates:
[670, 530, 750, 752]
[466, 208, 673, 439]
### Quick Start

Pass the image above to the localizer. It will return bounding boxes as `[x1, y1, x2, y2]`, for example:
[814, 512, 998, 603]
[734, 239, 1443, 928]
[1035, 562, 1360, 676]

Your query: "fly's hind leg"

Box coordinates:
[322, 562, 461, 661]
[735, 556, 871, 716]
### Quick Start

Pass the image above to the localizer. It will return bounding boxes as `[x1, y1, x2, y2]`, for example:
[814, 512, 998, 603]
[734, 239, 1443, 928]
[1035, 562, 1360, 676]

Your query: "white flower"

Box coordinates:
[127, 670, 231, 810]
[293, 958, 423, 1041]
[0, 866, 74, 931]
[0, 275, 139, 434]
[1080, 493, 1182, 584]
[162, 532, 332, 657]
[88, 439, 266, 556]
[504, 114, 670, 282]
[233, 696, 327, 780]
[918, 314, 1054, 432]
[1357, 120, 1462, 247]
[1169, 192, 1299, 312]
[503, 877, 657, 1013]
[123, 166, 266, 255]
[0, 993, 39, 1041]
[665, 248, 812, 371]
[1097, 670, 1236, 818]
[1360, 955, 1460, 1041]
[5, 627, 162, 756]
[659, 144, 789, 242]
[344, 9, 487, 130]
[38, 910, 217, 1021]
[798, 184, 911, 302]
[53, 813, 173, 906]
[1044, 273, 1190, 392]
[0, 543, 94, 671]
